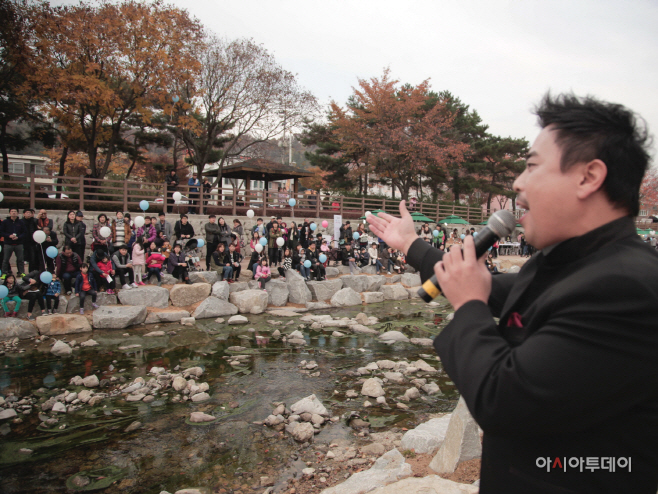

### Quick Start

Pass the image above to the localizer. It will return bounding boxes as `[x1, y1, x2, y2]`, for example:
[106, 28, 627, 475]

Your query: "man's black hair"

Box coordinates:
[535, 93, 652, 216]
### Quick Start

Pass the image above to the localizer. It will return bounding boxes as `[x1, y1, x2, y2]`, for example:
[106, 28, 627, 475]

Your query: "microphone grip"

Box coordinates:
[418, 228, 500, 303]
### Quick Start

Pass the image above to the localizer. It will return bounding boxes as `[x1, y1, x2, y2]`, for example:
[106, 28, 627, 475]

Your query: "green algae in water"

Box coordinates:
[366, 414, 400, 428]
[66, 465, 127, 491]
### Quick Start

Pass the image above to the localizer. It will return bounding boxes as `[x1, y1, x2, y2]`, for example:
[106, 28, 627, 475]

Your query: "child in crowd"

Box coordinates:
[250, 249, 265, 279]
[146, 243, 165, 285]
[1, 274, 21, 317]
[278, 248, 292, 278]
[255, 258, 271, 290]
[132, 238, 146, 285]
[368, 242, 383, 274]
[23, 271, 46, 321]
[75, 263, 99, 314]
[320, 240, 330, 267]
[96, 253, 116, 294]
[297, 248, 311, 280]
[45, 273, 62, 315]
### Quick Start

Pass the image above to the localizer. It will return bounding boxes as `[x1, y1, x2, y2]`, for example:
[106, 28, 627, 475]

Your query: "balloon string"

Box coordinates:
[40, 244, 48, 272]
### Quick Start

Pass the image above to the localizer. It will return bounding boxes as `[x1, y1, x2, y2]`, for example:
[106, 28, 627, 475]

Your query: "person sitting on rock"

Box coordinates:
[211, 243, 230, 281]
[278, 248, 293, 279]
[95, 252, 116, 294]
[145, 243, 166, 286]
[307, 243, 326, 281]
[358, 247, 370, 268]
[167, 243, 192, 284]
[254, 258, 271, 290]
[380, 246, 394, 275]
[45, 272, 61, 315]
[341, 244, 357, 275]
[74, 263, 100, 315]
[112, 245, 137, 290]
[225, 243, 242, 282]
[1, 274, 21, 317]
[20, 270, 46, 321]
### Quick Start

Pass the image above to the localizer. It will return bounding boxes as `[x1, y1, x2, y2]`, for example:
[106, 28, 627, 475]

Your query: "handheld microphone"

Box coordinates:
[418, 210, 516, 303]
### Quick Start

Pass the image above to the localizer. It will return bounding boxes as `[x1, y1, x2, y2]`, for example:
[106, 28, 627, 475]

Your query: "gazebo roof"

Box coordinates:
[203, 158, 315, 181]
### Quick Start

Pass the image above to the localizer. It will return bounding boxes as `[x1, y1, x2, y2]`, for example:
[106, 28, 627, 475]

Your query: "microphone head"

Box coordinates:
[487, 210, 516, 238]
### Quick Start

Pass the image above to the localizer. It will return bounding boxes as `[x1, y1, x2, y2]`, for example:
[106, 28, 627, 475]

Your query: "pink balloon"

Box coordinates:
[321, 220, 328, 228]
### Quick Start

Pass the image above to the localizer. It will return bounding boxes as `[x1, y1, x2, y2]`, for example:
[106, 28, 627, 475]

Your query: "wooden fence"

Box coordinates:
[1, 172, 499, 223]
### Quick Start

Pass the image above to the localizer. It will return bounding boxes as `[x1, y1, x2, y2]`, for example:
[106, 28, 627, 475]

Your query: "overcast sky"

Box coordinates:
[57, 0, 658, 157]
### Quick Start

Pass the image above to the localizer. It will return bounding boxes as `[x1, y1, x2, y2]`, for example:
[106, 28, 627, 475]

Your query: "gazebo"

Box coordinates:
[203, 158, 315, 197]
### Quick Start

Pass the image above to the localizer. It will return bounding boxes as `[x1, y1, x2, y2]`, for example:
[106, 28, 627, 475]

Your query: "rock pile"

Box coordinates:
[258, 394, 337, 443]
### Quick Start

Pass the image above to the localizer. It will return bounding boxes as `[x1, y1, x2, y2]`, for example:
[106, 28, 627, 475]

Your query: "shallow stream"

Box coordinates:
[0, 298, 458, 493]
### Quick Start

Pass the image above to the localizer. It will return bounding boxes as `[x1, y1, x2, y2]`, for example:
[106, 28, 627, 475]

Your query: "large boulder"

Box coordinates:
[362, 292, 385, 304]
[290, 394, 328, 416]
[144, 309, 190, 324]
[0, 318, 38, 340]
[66, 292, 116, 313]
[365, 475, 478, 494]
[364, 275, 386, 292]
[385, 274, 401, 284]
[339, 275, 369, 293]
[337, 265, 360, 275]
[400, 415, 452, 454]
[380, 284, 409, 301]
[228, 281, 249, 293]
[265, 279, 289, 306]
[330, 288, 363, 307]
[160, 273, 178, 285]
[379, 331, 410, 343]
[192, 298, 238, 319]
[320, 449, 412, 494]
[401, 273, 421, 287]
[36, 314, 91, 335]
[307, 279, 343, 301]
[325, 267, 340, 278]
[229, 290, 269, 314]
[118, 286, 170, 308]
[169, 283, 211, 307]
[188, 271, 218, 284]
[284, 270, 312, 304]
[92, 305, 147, 329]
[360, 265, 378, 274]
[211, 281, 229, 301]
[429, 397, 482, 474]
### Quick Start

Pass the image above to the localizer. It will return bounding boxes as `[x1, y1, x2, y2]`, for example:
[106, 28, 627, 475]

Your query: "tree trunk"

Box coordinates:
[0, 122, 9, 175]
[364, 171, 368, 196]
[358, 174, 363, 195]
[56, 146, 69, 189]
[512, 196, 516, 212]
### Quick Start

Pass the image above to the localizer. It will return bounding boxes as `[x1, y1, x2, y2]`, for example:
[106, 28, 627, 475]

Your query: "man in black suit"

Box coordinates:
[368, 94, 658, 493]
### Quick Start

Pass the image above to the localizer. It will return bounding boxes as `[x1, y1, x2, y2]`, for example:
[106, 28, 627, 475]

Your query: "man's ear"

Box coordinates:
[576, 159, 608, 200]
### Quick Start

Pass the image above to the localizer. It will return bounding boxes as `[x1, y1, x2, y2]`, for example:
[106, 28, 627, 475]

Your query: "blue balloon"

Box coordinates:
[172, 95, 180, 103]
[310, 223, 317, 231]
[289, 198, 296, 207]
[40, 271, 53, 284]
[433, 229, 439, 237]
[319, 254, 327, 263]
[0, 285, 7, 299]
[353, 232, 360, 240]
[460, 234, 465, 240]
[46, 246, 58, 259]
[473, 231, 478, 237]
[139, 200, 149, 211]
[259, 237, 268, 246]
[304, 260, 312, 268]
[197, 238, 205, 248]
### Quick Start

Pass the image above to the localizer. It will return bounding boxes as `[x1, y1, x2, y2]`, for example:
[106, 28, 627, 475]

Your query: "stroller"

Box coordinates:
[184, 239, 202, 272]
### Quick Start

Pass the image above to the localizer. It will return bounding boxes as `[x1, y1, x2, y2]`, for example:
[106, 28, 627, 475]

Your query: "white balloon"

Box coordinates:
[0, 192, 4, 202]
[255, 243, 263, 253]
[134, 216, 145, 228]
[100, 226, 111, 238]
[276, 237, 285, 247]
[247, 209, 255, 218]
[172, 191, 182, 202]
[365, 211, 371, 217]
[33, 230, 46, 244]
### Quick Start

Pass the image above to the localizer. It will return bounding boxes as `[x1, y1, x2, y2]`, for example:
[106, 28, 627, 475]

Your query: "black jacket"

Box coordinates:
[63, 220, 85, 247]
[0, 217, 26, 245]
[174, 222, 194, 239]
[340, 247, 355, 265]
[22, 216, 38, 245]
[407, 216, 658, 494]
[165, 173, 179, 190]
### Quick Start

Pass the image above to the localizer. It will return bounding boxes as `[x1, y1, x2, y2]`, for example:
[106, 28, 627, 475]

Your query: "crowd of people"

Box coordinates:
[0, 208, 216, 319]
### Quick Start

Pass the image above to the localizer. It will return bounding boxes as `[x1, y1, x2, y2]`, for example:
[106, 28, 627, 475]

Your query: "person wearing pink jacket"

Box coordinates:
[254, 258, 271, 290]
[132, 238, 146, 285]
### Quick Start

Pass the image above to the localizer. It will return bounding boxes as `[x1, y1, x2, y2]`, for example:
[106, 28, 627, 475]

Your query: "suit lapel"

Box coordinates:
[499, 252, 544, 322]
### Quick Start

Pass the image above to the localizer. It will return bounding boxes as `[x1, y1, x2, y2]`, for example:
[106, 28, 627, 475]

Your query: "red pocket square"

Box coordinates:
[507, 312, 523, 328]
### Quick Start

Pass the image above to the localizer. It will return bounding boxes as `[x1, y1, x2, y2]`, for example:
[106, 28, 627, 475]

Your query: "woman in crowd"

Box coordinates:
[55, 245, 82, 295]
[254, 258, 271, 290]
[420, 224, 432, 243]
[232, 219, 245, 251]
[92, 214, 112, 253]
[211, 243, 229, 281]
[136, 216, 157, 244]
[167, 243, 192, 284]
[63, 210, 85, 259]
[217, 217, 231, 249]
[368, 242, 383, 274]
[111, 212, 131, 250]
[278, 248, 293, 279]
[288, 221, 300, 251]
[22, 270, 46, 321]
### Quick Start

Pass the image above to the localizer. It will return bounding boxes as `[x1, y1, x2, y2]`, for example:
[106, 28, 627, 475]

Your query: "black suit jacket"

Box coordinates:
[407, 216, 658, 494]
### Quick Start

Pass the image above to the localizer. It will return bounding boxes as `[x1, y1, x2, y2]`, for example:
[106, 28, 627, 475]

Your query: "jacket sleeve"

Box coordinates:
[90, 255, 103, 274]
[75, 222, 86, 243]
[16, 220, 26, 242]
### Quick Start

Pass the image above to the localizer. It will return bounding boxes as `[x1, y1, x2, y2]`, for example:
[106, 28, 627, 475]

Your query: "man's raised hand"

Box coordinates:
[365, 200, 418, 255]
